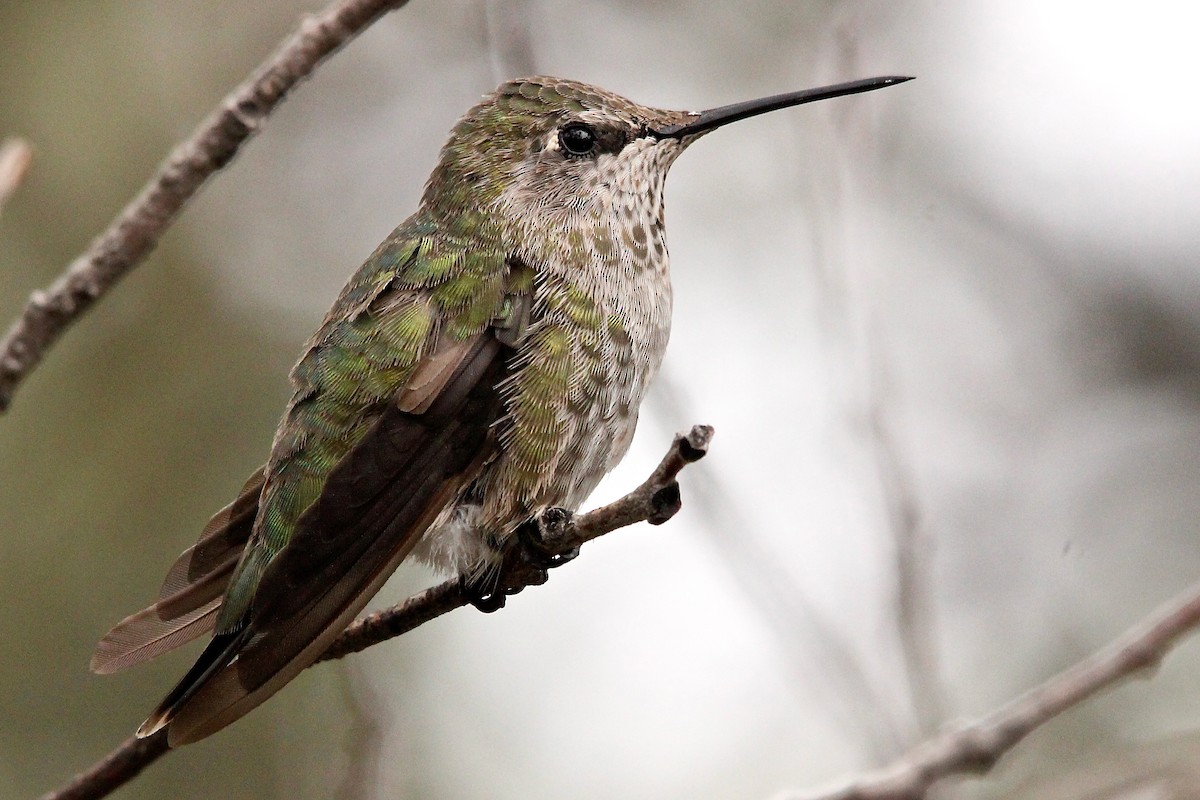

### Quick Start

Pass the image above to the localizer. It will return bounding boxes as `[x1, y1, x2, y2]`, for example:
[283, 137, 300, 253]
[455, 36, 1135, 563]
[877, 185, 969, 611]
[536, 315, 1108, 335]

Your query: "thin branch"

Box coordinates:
[788, 83, 923, 757]
[650, 372, 911, 761]
[863, 323, 946, 738]
[805, 45, 947, 744]
[39, 733, 170, 800]
[483, 0, 537, 84]
[0, 137, 33, 220]
[783, 578, 1200, 800]
[42, 426, 713, 800]
[334, 662, 388, 800]
[0, 0, 412, 413]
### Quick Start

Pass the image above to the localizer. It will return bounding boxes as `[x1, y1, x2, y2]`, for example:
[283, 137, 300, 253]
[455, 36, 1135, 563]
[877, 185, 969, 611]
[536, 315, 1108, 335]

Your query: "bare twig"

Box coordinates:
[0, 0, 412, 413]
[42, 426, 713, 800]
[863, 324, 946, 738]
[650, 373, 910, 761]
[783, 578, 1200, 800]
[786, 82, 924, 757]
[39, 733, 170, 800]
[0, 137, 33, 220]
[334, 662, 387, 800]
[483, 0, 537, 84]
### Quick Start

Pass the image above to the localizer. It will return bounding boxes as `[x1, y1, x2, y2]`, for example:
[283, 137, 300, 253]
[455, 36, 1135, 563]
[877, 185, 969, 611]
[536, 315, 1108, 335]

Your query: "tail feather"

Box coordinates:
[90, 468, 263, 674]
[137, 629, 248, 738]
[159, 468, 264, 599]
[91, 599, 221, 675]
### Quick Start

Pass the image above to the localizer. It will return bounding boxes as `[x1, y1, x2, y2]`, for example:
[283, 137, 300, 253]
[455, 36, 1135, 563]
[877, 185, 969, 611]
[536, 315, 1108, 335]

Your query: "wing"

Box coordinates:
[90, 468, 265, 674]
[145, 333, 508, 744]
[135, 223, 526, 745]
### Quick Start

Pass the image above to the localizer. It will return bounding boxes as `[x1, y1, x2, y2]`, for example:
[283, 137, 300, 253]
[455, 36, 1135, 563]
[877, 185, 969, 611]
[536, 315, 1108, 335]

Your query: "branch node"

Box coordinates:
[29, 289, 50, 310]
[532, 506, 576, 553]
[537, 505, 574, 538]
[951, 727, 1004, 774]
[648, 481, 681, 525]
[678, 424, 713, 462]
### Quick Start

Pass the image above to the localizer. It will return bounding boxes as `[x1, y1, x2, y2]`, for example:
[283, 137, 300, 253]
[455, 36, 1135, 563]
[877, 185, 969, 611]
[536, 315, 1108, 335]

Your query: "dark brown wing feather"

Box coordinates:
[90, 469, 265, 674]
[152, 334, 507, 745]
[135, 630, 250, 738]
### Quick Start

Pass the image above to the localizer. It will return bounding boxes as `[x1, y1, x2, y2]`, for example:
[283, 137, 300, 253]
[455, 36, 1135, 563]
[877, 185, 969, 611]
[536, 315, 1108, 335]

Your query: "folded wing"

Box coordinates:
[148, 332, 508, 745]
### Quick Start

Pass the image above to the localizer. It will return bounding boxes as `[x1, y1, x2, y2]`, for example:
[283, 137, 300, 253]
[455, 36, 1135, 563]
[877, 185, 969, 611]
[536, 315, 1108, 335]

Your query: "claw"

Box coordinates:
[464, 508, 579, 612]
[538, 546, 579, 568]
[463, 574, 507, 613]
[511, 566, 549, 589]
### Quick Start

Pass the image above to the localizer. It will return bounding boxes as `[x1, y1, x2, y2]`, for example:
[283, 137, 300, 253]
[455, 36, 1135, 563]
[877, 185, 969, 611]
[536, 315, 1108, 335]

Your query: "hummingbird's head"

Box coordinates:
[421, 77, 697, 246]
[420, 75, 913, 261]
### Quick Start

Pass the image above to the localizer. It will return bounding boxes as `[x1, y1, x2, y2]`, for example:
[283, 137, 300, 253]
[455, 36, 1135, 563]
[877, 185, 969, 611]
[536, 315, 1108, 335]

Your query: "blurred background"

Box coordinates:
[4, 1, 1200, 798]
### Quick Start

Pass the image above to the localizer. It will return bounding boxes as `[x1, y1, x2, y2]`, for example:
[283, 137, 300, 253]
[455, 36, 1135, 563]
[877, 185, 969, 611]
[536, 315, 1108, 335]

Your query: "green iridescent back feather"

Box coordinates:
[216, 213, 508, 631]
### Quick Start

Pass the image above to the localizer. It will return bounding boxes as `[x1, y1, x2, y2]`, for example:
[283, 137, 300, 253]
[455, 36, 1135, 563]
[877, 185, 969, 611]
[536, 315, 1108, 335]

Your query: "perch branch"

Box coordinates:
[0, 0, 412, 412]
[320, 424, 713, 661]
[785, 578, 1200, 800]
[43, 426, 713, 800]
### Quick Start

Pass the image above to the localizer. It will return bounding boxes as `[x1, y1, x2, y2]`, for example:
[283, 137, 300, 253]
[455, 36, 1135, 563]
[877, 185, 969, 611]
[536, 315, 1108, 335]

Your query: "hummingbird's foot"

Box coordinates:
[464, 508, 583, 612]
[463, 564, 543, 612]
[464, 529, 560, 613]
[463, 573, 509, 613]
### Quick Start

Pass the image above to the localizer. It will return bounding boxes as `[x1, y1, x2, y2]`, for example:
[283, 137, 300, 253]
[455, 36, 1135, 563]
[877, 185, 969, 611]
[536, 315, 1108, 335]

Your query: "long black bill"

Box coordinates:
[651, 76, 914, 139]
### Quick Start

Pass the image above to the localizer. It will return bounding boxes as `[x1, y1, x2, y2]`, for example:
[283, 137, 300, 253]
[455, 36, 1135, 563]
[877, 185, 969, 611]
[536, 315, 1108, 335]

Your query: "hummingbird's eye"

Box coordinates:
[558, 123, 598, 157]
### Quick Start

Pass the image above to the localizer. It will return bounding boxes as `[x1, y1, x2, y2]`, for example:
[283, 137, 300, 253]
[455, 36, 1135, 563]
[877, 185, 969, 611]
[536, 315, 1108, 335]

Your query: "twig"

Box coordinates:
[334, 662, 387, 800]
[42, 426, 713, 800]
[0, 137, 33, 220]
[319, 424, 713, 661]
[39, 733, 170, 800]
[483, 0, 537, 84]
[783, 578, 1200, 800]
[0, 0, 412, 413]
[649, 375, 910, 760]
[863, 323, 946, 738]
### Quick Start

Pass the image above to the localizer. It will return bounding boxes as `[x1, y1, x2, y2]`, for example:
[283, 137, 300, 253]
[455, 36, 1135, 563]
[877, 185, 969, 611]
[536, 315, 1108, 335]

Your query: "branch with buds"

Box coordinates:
[0, 0, 413, 413]
[41, 426, 714, 800]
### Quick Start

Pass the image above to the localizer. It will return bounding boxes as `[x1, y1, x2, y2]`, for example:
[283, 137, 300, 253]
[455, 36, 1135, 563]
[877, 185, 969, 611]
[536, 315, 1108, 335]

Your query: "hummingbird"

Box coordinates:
[91, 74, 911, 746]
